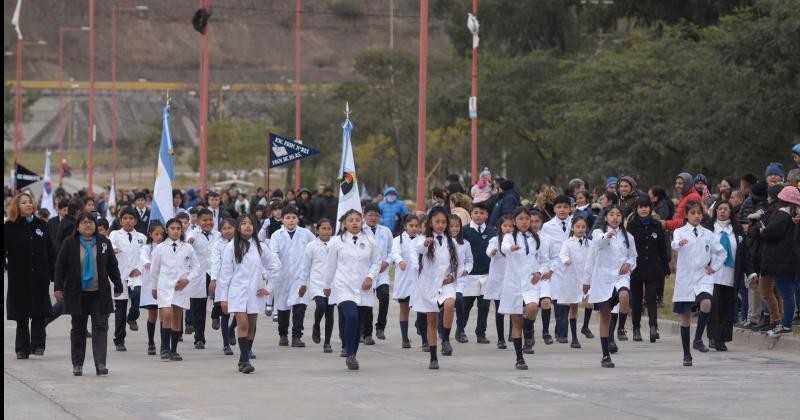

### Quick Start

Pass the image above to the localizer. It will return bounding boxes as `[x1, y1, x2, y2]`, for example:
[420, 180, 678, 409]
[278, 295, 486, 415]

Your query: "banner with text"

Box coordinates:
[269, 132, 319, 168]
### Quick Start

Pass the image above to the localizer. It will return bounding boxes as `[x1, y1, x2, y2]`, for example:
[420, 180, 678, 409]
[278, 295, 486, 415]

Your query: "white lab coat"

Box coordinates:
[138, 242, 158, 308]
[455, 241, 475, 294]
[209, 236, 231, 302]
[218, 239, 280, 314]
[108, 229, 147, 300]
[412, 235, 463, 313]
[186, 229, 221, 299]
[557, 236, 592, 304]
[323, 232, 381, 306]
[297, 238, 331, 300]
[711, 222, 737, 287]
[498, 232, 547, 314]
[362, 223, 393, 288]
[586, 228, 637, 304]
[483, 236, 506, 301]
[270, 227, 316, 310]
[540, 216, 571, 302]
[671, 224, 725, 302]
[150, 239, 201, 309]
[391, 232, 418, 300]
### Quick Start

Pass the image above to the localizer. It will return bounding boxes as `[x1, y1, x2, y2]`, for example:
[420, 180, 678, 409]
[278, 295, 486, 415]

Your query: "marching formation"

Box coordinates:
[4, 150, 800, 376]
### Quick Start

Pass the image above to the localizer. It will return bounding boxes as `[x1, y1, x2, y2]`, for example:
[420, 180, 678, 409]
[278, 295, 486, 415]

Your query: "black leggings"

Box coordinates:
[631, 279, 659, 329]
[313, 296, 335, 344]
[493, 300, 505, 341]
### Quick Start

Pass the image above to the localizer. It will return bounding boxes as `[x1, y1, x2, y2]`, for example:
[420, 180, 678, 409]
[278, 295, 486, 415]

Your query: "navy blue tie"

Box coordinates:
[523, 233, 530, 255]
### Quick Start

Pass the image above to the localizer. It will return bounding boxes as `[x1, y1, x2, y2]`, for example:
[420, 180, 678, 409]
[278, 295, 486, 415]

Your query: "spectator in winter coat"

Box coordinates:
[470, 168, 494, 204]
[663, 172, 703, 232]
[488, 180, 521, 227]
[378, 187, 409, 234]
[764, 162, 785, 187]
[648, 186, 674, 222]
[618, 175, 642, 219]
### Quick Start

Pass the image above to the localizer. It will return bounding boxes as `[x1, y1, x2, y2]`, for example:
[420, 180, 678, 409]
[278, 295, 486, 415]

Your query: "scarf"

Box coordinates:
[640, 216, 652, 226]
[24, 215, 34, 223]
[79, 236, 97, 289]
[719, 231, 735, 268]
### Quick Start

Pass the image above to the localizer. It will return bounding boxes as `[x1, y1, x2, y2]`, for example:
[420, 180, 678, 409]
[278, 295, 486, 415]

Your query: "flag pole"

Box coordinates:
[415, 0, 429, 212]
[469, 0, 479, 185]
[294, 0, 302, 192]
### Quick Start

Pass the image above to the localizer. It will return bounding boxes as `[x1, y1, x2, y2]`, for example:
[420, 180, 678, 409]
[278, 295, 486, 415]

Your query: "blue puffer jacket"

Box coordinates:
[379, 187, 408, 232]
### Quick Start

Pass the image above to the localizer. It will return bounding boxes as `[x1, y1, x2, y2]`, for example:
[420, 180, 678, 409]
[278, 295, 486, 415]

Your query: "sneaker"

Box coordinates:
[421, 343, 430, 352]
[693, 340, 709, 353]
[455, 331, 468, 343]
[557, 336, 568, 344]
[476, 335, 490, 344]
[522, 343, 535, 354]
[515, 359, 529, 370]
[542, 334, 553, 345]
[291, 337, 306, 348]
[128, 320, 139, 331]
[581, 327, 594, 339]
[632, 328, 642, 342]
[279, 336, 289, 346]
[147, 345, 156, 355]
[601, 356, 615, 368]
[496, 340, 507, 350]
[363, 336, 375, 346]
[441, 340, 453, 356]
[115, 344, 127, 352]
[346, 356, 359, 371]
[170, 352, 182, 361]
[402, 339, 411, 349]
[160, 350, 170, 360]
[32, 348, 45, 356]
[757, 324, 776, 333]
[223, 346, 234, 355]
[766, 325, 792, 337]
[570, 340, 581, 349]
[272, 314, 278, 322]
[239, 362, 255, 374]
[617, 329, 628, 341]
[323, 343, 333, 353]
[194, 342, 205, 350]
[211, 318, 220, 330]
[312, 325, 321, 344]
[376, 329, 386, 340]
[683, 356, 693, 367]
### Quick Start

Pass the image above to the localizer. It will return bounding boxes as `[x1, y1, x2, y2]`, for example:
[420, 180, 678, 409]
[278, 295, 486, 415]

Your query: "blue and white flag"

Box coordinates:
[105, 177, 116, 222]
[336, 105, 361, 230]
[150, 104, 175, 224]
[40, 149, 56, 218]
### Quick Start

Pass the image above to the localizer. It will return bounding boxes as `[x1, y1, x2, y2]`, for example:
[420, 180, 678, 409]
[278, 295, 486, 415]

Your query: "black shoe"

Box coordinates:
[522, 343, 535, 354]
[223, 346, 234, 355]
[496, 340, 507, 349]
[86, 331, 92, 338]
[147, 345, 156, 355]
[570, 340, 581, 349]
[185, 325, 194, 335]
[291, 337, 306, 348]
[160, 350, 170, 360]
[542, 334, 553, 345]
[428, 360, 439, 370]
[654, 329, 660, 340]
[581, 327, 594, 339]
[632, 328, 642, 342]
[128, 320, 139, 331]
[239, 362, 255, 374]
[455, 331, 469, 343]
[312, 325, 321, 344]
[557, 336, 568, 344]
[115, 344, 127, 352]
[708, 338, 717, 350]
[279, 336, 289, 346]
[601, 356, 615, 368]
[323, 343, 333, 353]
[515, 359, 529, 370]
[32, 348, 45, 356]
[194, 342, 205, 350]
[376, 329, 386, 340]
[16, 352, 29, 359]
[693, 340, 709, 353]
[346, 356, 359, 370]
[363, 336, 375, 345]
[95, 364, 108, 376]
[649, 326, 658, 343]
[441, 340, 453, 356]
[170, 352, 182, 361]
[73, 366, 83, 376]
[617, 329, 628, 341]
[211, 318, 220, 330]
[476, 335, 490, 344]
[421, 343, 430, 352]
[402, 339, 411, 349]
[229, 330, 236, 344]
[683, 356, 693, 367]
[609, 340, 618, 354]
[508, 332, 513, 342]
[177, 335, 183, 342]
[249, 351, 256, 359]
[340, 348, 347, 357]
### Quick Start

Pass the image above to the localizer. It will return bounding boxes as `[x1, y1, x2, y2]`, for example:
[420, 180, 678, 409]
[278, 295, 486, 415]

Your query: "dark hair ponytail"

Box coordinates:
[419, 207, 458, 275]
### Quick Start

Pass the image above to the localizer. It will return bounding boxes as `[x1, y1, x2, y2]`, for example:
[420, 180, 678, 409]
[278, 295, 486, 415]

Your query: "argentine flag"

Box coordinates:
[335, 106, 362, 231]
[40, 149, 56, 218]
[150, 104, 175, 224]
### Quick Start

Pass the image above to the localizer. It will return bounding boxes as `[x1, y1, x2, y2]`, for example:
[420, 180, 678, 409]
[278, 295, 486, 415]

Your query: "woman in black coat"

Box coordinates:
[627, 196, 670, 343]
[704, 201, 751, 351]
[4, 192, 56, 359]
[54, 212, 124, 376]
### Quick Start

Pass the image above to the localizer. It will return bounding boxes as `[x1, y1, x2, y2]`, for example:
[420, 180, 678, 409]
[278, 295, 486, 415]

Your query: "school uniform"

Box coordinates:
[323, 232, 381, 358]
[586, 228, 637, 309]
[707, 221, 749, 346]
[209, 236, 237, 348]
[270, 226, 316, 340]
[107, 228, 147, 347]
[150, 239, 201, 310]
[133, 206, 150, 235]
[362, 223, 393, 337]
[208, 206, 231, 232]
[671, 224, 726, 313]
[218, 239, 280, 314]
[186, 229, 221, 345]
[138, 243, 158, 309]
[453, 240, 474, 340]
[391, 232, 418, 301]
[557, 236, 591, 304]
[462, 223, 495, 340]
[483, 236, 506, 302]
[541, 216, 571, 339]
[412, 235, 463, 313]
[298, 238, 335, 346]
[498, 232, 547, 315]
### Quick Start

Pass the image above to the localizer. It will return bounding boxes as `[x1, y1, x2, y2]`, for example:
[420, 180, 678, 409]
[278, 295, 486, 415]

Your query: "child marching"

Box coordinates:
[391, 215, 421, 349]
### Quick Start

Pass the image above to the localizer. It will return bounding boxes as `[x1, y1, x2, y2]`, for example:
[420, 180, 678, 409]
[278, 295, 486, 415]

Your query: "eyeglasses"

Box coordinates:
[79, 219, 96, 225]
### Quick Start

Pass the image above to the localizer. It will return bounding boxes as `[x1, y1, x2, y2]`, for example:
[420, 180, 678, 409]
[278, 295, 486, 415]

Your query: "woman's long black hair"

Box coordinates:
[511, 206, 540, 251]
[448, 214, 464, 245]
[704, 200, 744, 237]
[419, 207, 458, 275]
[164, 218, 185, 242]
[598, 205, 630, 248]
[234, 214, 262, 264]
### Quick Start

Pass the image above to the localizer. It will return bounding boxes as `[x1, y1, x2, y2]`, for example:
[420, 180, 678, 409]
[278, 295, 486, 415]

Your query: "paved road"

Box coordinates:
[5, 284, 800, 419]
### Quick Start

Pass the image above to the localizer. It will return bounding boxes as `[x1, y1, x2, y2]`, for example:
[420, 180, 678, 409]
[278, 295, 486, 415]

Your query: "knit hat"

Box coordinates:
[767, 184, 784, 200]
[677, 172, 693, 195]
[500, 180, 515, 192]
[777, 186, 800, 206]
[792, 144, 800, 155]
[619, 175, 638, 190]
[765, 162, 785, 179]
[606, 176, 618, 188]
[694, 174, 708, 185]
[750, 181, 768, 201]
[479, 167, 491, 178]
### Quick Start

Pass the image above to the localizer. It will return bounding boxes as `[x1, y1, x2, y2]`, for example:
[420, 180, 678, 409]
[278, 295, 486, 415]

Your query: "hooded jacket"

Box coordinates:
[378, 187, 409, 233]
[665, 172, 702, 232]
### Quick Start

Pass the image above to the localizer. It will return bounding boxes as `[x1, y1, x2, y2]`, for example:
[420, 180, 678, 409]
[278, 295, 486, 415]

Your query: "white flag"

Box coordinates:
[467, 13, 479, 49]
[11, 0, 23, 40]
[335, 106, 362, 231]
[40, 149, 56, 218]
[106, 178, 117, 222]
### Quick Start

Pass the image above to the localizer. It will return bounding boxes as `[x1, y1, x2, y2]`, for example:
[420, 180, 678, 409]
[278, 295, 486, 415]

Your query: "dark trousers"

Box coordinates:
[631, 279, 659, 329]
[126, 286, 141, 322]
[415, 312, 428, 343]
[211, 301, 223, 321]
[554, 300, 568, 338]
[15, 317, 47, 354]
[313, 296, 335, 344]
[455, 292, 466, 334]
[189, 298, 207, 344]
[462, 295, 490, 337]
[70, 313, 109, 367]
[493, 300, 505, 341]
[375, 284, 390, 331]
[709, 284, 737, 343]
[113, 300, 128, 345]
[339, 302, 367, 357]
[49, 299, 64, 323]
[277, 310, 291, 337]
[292, 303, 307, 338]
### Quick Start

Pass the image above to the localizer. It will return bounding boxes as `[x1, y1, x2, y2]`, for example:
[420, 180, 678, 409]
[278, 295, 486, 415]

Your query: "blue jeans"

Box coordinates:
[339, 301, 367, 357]
[774, 276, 798, 329]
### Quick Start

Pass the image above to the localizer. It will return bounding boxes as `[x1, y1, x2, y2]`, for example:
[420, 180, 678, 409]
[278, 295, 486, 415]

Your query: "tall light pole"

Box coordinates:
[416, 0, 430, 212]
[469, 1, 479, 185]
[112, 5, 148, 185]
[198, 0, 211, 197]
[87, 0, 96, 196]
[294, 0, 302, 191]
[58, 26, 89, 186]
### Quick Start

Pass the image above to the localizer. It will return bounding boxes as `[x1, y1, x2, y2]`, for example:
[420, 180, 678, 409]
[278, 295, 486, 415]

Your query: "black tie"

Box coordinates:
[523, 233, 530, 255]
[203, 231, 210, 240]
[172, 243, 177, 253]
[371, 226, 377, 234]
[128, 232, 132, 242]
[562, 221, 566, 232]
[353, 235, 358, 245]
[579, 238, 584, 246]
[288, 230, 295, 239]
[436, 235, 443, 246]
[478, 225, 482, 234]
[693, 227, 698, 237]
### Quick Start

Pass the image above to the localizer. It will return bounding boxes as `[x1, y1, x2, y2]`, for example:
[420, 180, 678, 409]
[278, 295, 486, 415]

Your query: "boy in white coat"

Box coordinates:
[185, 209, 220, 349]
[107, 207, 146, 352]
[540, 195, 572, 343]
[361, 204, 393, 344]
[671, 201, 726, 366]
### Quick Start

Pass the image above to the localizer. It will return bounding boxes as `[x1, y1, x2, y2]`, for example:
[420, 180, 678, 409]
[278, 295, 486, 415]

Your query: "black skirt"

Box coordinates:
[593, 287, 629, 311]
[672, 291, 713, 314]
[708, 284, 737, 342]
